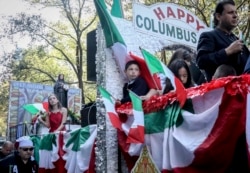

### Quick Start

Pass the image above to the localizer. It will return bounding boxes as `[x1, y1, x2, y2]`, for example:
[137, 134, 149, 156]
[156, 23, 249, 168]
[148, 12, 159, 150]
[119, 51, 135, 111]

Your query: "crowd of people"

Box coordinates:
[0, 137, 38, 173]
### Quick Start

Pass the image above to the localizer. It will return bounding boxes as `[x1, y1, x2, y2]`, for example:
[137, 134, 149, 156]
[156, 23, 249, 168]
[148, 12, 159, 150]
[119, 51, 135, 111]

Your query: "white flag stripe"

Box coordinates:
[121, 115, 134, 135]
[33, 103, 46, 112]
[132, 110, 144, 126]
[103, 98, 116, 113]
[112, 40, 128, 80]
[161, 61, 176, 89]
[39, 134, 59, 169]
[128, 143, 143, 156]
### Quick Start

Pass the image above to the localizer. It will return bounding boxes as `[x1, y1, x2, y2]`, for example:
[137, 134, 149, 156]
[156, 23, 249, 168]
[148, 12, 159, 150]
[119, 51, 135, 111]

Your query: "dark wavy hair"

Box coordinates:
[213, 0, 235, 27]
[168, 48, 193, 66]
[168, 59, 194, 88]
[125, 60, 140, 71]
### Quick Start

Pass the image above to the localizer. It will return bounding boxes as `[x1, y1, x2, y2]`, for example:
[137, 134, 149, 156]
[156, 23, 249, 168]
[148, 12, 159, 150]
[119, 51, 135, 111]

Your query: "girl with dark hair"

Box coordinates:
[168, 59, 195, 89]
[38, 94, 67, 132]
[169, 48, 207, 85]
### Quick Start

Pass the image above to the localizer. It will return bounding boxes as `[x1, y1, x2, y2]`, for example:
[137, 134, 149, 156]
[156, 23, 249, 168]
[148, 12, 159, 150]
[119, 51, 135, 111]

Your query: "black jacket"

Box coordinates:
[121, 76, 149, 104]
[196, 28, 249, 81]
[0, 151, 38, 173]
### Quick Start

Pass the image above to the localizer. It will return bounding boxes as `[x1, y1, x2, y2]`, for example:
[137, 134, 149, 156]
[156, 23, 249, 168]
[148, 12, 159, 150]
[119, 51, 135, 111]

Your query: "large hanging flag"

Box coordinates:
[63, 125, 97, 173]
[141, 48, 187, 107]
[94, 0, 129, 80]
[38, 133, 62, 173]
[117, 75, 250, 172]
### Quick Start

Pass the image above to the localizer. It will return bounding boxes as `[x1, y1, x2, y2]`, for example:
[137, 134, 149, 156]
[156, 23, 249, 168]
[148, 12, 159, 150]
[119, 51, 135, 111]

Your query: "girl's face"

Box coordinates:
[178, 67, 188, 85]
[125, 64, 140, 81]
[48, 95, 59, 106]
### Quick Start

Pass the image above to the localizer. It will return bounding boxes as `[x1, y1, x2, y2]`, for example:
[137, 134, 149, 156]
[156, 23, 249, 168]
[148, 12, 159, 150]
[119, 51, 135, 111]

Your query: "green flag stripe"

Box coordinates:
[66, 126, 91, 152]
[94, 0, 125, 47]
[129, 91, 142, 111]
[144, 102, 183, 134]
[39, 133, 56, 150]
[111, 0, 123, 18]
[141, 49, 165, 74]
[23, 104, 39, 115]
[99, 87, 113, 103]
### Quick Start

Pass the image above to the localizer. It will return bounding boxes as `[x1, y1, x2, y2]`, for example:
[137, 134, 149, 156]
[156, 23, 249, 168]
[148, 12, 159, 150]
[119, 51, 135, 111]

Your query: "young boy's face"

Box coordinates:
[125, 64, 140, 81]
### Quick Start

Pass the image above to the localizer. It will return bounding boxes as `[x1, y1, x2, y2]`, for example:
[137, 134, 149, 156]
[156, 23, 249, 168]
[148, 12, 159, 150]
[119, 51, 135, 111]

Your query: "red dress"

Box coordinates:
[49, 111, 66, 132]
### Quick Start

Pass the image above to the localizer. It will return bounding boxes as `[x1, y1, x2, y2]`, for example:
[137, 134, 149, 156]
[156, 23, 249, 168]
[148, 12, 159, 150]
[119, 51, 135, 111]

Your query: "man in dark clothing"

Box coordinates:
[196, 0, 249, 81]
[0, 141, 13, 160]
[0, 136, 38, 173]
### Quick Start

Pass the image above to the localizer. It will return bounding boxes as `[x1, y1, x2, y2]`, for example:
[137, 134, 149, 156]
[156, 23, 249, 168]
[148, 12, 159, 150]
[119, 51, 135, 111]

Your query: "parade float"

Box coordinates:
[7, 1, 250, 173]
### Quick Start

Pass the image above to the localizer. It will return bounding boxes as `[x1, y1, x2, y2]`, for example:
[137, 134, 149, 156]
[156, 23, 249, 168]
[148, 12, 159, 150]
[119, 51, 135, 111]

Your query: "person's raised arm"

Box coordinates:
[38, 112, 50, 128]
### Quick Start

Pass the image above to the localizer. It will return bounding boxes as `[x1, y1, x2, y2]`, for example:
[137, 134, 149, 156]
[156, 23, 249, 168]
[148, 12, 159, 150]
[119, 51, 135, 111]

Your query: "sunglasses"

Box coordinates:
[20, 147, 34, 151]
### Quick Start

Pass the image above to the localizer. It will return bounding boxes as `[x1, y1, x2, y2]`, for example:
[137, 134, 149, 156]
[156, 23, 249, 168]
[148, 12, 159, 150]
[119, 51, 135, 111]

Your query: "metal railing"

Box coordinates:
[9, 123, 32, 142]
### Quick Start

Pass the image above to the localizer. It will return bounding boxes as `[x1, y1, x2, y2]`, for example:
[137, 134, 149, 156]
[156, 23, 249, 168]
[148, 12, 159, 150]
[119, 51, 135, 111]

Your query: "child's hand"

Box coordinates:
[115, 100, 121, 105]
[140, 95, 149, 100]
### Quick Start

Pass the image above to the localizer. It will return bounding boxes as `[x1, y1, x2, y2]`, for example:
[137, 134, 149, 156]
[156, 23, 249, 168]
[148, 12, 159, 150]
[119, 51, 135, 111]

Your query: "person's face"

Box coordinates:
[18, 147, 34, 161]
[125, 64, 140, 81]
[48, 95, 59, 106]
[216, 4, 238, 31]
[178, 67, 188, 85]
[2, 143, 13, 156]
[59, 74, 64, 80]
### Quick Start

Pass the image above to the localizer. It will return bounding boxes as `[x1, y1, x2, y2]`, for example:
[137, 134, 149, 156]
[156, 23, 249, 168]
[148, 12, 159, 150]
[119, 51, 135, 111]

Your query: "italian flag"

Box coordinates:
[38, 133, 65, 173]
[141, 48, 187, 107]
[117, 75, 250, 172]
[23, 102, 49, 115]
[94, 0, 161, 90]
[36, 126, 96, 173]
[63, 125, 97, 173]
[94, 0, 129, 80]
[127, 91, 144, 143]
[99, 87, 144, 143]
[99, 86, 122, 130]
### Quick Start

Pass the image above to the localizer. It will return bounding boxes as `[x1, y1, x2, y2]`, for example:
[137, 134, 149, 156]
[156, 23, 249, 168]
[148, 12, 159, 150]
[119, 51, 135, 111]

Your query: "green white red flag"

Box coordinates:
[38, 133, 65, 173]
[94, 0, 161, 91]
[99, 87, 144, 144]
[99, 87, 122, 130]
[117, 75, 250, 172]
[63, 125, 97, 173]
[141, 48, 187, 107]
[23, 102, 49, 115]
[94, 0, 129, 80]
[127, 91, 144, 143]
[36, 126, 96, 173]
